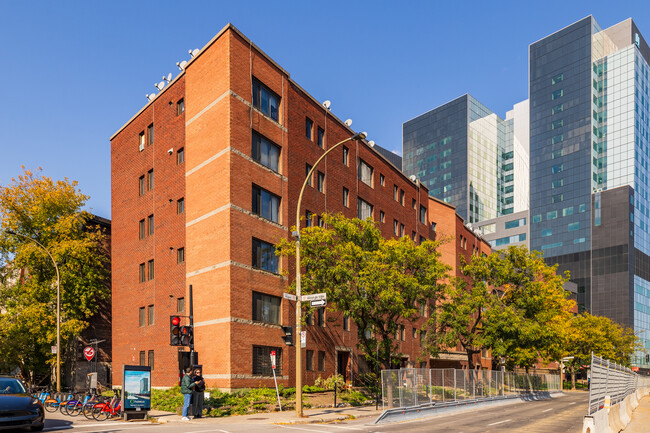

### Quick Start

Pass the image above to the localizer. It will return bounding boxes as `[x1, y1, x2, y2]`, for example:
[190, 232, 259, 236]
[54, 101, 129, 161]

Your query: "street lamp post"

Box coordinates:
[293, 131, 370, 417]
[6, 230, 61, 392]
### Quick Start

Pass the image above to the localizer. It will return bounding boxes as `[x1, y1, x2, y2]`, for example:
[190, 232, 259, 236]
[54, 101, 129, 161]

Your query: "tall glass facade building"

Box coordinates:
[529, 16, 650, 365]
[403, 95, 529, 224]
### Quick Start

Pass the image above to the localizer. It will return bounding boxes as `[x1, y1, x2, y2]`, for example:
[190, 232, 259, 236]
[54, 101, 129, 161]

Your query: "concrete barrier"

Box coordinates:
[582, 387, 650, 433]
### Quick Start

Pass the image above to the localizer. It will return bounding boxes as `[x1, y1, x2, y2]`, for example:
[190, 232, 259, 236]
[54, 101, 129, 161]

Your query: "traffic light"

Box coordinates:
[170, 316, 181, 346]
[180, 326, 193, 347]
[281, 326, 293, 346]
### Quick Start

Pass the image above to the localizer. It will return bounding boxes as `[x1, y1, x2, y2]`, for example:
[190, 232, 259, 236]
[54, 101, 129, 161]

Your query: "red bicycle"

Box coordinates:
[92, 389, 121, 421]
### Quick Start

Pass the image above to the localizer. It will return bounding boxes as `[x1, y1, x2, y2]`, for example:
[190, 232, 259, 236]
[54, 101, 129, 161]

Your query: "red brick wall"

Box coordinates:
[111, 25, 494, 389]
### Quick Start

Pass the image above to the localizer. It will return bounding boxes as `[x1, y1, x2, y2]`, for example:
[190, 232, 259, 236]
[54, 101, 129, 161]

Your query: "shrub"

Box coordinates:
[340, 390, 371, 406]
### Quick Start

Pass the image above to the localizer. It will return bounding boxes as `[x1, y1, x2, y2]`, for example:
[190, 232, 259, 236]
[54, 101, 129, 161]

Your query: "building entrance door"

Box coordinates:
[337, 351, 350, 384]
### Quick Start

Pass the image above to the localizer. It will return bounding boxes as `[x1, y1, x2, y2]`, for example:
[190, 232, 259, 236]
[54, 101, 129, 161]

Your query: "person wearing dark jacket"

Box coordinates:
[180, 367, 195, 421]
[191, 368, 206, 418]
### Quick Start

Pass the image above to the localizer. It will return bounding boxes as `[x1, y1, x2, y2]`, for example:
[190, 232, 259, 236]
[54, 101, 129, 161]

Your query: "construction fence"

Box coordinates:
[381, 368, 561, 409]
[588, 354, 650, 415]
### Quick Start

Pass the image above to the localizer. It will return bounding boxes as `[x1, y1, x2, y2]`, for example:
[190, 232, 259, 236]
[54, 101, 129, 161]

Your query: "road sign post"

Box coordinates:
[270, 351, 282, 411]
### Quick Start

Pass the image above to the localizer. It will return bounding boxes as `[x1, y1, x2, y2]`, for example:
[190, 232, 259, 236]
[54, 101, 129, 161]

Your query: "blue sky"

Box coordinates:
[0, 1, 646, 218]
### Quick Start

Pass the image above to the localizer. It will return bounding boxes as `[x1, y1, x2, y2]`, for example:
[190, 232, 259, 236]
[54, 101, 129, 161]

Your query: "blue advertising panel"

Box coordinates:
[122, 365, 151, 410]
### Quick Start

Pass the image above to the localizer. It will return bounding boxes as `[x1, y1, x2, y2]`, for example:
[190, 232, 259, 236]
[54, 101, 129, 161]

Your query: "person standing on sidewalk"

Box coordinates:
[191, 368, 205, 418]
[180, 367, 195, 421]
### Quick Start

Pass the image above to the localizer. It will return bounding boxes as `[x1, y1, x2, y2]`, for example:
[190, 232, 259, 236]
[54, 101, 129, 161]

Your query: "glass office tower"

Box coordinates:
[529, 16, 650, 366]
[403, 95, 528, 223]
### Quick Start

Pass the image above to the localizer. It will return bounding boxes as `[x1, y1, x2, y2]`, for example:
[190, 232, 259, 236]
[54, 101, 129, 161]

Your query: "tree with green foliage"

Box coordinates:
[276, 213, 450, 371]
[424, 246, 574, 371]
[563, 313, 642, 389]
[0, 167, 110, 387]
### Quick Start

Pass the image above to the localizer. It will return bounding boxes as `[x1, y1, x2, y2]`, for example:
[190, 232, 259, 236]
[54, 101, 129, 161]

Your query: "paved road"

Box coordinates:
[31, 392, 587, 433]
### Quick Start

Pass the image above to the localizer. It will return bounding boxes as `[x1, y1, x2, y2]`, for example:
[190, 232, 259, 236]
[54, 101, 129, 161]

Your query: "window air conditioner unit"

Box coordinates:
[139, 143, 145, 152]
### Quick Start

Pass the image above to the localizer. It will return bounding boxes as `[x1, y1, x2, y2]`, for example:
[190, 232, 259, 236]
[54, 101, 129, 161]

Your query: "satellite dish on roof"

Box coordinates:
[146, 93, 157, 101]
[409, 175, 417, 182]
[155, 81, 166, 91]
[177, 60, 188, 71]
[189, 48, 200, 58]
[323, 100, 331, 109]
[163, 73, 172, 83]
[344, 119, 352, 127]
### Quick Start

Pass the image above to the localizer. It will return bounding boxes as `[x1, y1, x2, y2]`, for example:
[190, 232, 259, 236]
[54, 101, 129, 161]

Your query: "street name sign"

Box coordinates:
[301, 293, 326, 302]
[283, 293, 297, 301]
[310, 299, 327, 308]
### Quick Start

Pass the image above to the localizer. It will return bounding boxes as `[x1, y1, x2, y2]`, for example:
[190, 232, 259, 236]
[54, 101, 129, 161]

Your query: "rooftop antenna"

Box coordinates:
[322, 100, 331, 110]
[163, 73, 172, 83]
[344, 119, 352, 127]
[177, 60, 188, 71]
[146, 93, 157, 101]
[154, 81, 166, 91]
[189, 48, 200, 58]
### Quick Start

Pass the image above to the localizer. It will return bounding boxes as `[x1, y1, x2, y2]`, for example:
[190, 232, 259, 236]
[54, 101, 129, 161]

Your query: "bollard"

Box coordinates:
[604, 395, 611, 412]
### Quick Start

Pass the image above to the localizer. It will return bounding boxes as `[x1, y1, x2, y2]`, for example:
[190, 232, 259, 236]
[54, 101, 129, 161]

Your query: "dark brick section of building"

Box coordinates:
[111, 24, 491, 389]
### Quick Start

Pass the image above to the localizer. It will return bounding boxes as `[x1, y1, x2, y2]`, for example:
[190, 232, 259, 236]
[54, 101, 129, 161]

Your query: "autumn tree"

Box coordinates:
[276, 213, 449, 371]
[0, 168, 109, 386]
[563, 313, 642, 389]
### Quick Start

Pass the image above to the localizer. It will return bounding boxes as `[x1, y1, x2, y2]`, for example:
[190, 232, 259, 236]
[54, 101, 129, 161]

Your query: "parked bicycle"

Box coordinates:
[92, 389, 121, 421]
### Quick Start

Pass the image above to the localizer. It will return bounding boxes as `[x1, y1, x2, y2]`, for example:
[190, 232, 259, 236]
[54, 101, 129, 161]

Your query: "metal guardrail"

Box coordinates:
[588, 353, 650, 414]
[381, 368, 561, 410]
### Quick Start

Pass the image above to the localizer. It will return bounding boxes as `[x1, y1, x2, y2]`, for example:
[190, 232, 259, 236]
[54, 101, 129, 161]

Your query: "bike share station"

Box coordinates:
[122, 365, 151, 420]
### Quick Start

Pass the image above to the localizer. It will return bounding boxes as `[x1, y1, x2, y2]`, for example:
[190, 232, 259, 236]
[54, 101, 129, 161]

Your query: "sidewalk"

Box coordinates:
[621, 395, 650, 432]
[148, 405, 383, 425]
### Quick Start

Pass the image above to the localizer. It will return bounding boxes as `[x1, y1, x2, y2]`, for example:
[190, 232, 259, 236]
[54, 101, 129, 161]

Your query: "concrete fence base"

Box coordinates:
[582, 387, 649, 433]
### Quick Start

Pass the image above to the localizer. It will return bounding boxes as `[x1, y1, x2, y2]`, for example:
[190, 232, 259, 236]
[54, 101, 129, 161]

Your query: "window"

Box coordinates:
[411, 198, 416, 209]
[552, 134, 563, 144]
[552, 179, 563, 188]
[305, 164, 312, 186]
[542, 228, 552, 237]
[552, 89, 563, 100]
[358, 159, 373, 187]
[147, 304, 154, 325]
[317, 127, 324, 148]
[252, 131, 280, 172]
[148, 214, 154, 235]
[252, 291, 281, 324]
[147, 124, 154, 146]
[400, 224, 405, 237]
[148, 260, 154, 280]
[139, 219, 145, 239]
[378, 174, 385, 186]
[502, 151, 514, 160]
[317, 171, 325, 193]
[393, 219, 398, 235]
[532, 214, 541, 223]
[177, 247, 185, 264]
[552, 73, 564, 85]
[342, 146, 349, 166]
[252, 238, 278, 273]
[318, 351, 325, 371]
[552, 194, 563, 203]
[177, 99, 184, 115]
[148, 350, 154, 370]
[568, 222, 580, 231]
[504, 218, 526, 229]
[306, 350, 314, 371]
[139, 176, 145, 196]
[147, 169, 154, 191]
[343, 314, 349, 331]
[563, 207, 574, 217]
[547, 211, 558, 220]
[400, 190, 405, 206]
[552, 104, 564, 115]
[305, 118, 313, 140]
[317, 308, 325, 327]
[393, 185, 398, 201]
[139, 132, 145, 151]
[252, 78, 280, 121]
[419, 205, 427, 224]
[253, 346, 282, 375]
[342, 187, 349, 207]
[305, 210, 313, 227]
[552, 149, 563, 159]
[317, 215, 324, 227]
[139, 351, 145, 366]
[177, 147, 185, 164]
[552, 119, 564, 129]
[252, 185, 280, 222]
[177, 198, 185, 214]
[357, 198, 373, 220]
[177, 297, 185, 312]
[139, 307, 145, 327]
[139, 263, 146, 283]
[552, 164, 564, 174]
[380, 210, 385, 223]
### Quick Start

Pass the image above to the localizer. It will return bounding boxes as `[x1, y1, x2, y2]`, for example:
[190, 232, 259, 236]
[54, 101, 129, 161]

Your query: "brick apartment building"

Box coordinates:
[110, 24, 492, 389]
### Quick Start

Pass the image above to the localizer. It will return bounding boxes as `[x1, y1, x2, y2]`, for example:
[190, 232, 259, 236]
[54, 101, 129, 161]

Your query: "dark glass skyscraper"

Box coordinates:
[529, 16, 650, 365]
